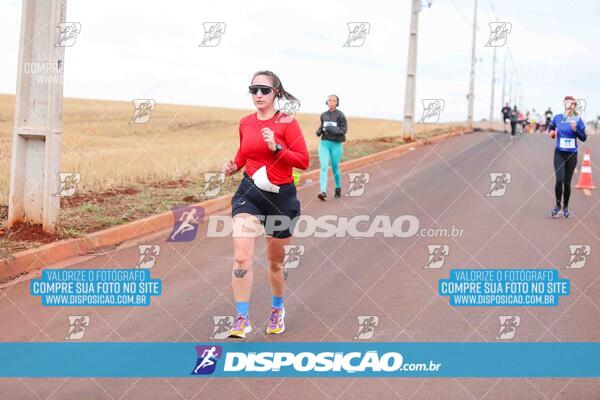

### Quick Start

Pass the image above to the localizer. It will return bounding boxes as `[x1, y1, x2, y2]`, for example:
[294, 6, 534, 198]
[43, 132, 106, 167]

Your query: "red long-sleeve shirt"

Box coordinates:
[233, 112, 310, 184]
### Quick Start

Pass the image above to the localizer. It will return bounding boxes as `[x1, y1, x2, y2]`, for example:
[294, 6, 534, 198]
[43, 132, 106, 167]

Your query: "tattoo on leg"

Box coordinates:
[233, 269, 248, 278]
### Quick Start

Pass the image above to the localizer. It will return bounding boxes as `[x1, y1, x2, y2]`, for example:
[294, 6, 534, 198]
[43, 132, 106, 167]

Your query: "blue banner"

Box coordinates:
[1, 342, 599, 377]
[438, 269, 569, 306]
[30, 269, 162, 306]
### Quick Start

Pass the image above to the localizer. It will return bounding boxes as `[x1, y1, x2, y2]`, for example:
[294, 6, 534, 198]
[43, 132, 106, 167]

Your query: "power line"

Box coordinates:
[448, 0, 479, 30]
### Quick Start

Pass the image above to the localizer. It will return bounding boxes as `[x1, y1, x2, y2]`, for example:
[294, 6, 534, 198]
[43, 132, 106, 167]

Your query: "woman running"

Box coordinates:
[316, 95, 347, 200]
[501, 103, 511, 133]
[509, 105, 519, 137]
[549, 96, 587, 218]
[222, 70, 309, 338]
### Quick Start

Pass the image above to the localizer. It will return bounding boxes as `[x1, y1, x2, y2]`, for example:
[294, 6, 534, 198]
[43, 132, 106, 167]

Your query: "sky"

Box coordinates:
[0, 0, 598, 122]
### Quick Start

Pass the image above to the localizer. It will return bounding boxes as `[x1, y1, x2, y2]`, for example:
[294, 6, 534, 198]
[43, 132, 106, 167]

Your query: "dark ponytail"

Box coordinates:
[252, 70, 298, 102]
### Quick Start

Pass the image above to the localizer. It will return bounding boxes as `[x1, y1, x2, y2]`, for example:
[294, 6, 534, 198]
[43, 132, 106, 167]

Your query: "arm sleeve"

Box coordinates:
[338, 112, 348, 135]
[278, 119, 310, 170]
[549, 116, 557, 131]
[233, 124, 247, 170]
[316, 115, 324, 136]
[576, 118, 587, 142]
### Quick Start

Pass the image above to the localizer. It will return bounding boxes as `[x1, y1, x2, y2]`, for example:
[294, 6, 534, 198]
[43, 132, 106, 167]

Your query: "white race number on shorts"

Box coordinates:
[559, 137, 576, 150]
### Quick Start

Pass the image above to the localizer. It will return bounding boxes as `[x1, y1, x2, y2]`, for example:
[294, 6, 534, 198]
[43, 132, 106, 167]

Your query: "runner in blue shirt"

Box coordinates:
[548, 96, 587, 218]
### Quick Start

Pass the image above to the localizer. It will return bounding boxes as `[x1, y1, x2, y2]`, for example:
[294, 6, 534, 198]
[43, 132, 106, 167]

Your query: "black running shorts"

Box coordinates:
[231, 173, 301, 239]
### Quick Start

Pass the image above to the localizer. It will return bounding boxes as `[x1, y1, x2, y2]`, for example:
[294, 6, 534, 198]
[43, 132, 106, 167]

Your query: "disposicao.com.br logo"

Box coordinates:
[205, 214, 464, 239]
[191, 345, 442, 377]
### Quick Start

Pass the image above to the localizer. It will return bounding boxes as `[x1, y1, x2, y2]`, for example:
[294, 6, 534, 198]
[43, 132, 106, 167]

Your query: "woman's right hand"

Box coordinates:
[549, 130, 556, 139]
[222, 160, 238, 176]
[570, 122, 577, 132]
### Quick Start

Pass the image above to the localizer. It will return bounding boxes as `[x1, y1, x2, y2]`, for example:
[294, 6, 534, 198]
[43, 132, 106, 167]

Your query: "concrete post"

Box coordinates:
[7, 0, 66, 234]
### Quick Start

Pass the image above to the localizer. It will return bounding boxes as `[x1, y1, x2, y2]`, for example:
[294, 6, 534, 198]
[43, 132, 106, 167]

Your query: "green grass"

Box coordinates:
[78, 202, 101, 213]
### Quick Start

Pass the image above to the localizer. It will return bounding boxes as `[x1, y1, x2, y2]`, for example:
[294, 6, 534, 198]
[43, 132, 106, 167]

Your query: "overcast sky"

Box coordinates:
[0, 0, 598, 122]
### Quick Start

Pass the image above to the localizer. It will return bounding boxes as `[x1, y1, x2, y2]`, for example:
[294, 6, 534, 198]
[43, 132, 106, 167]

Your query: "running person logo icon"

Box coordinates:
[563, 98, 587, 119]
[202, 172, 225, 197]
[485, 172, 512, 197]
[65, 316, 90, 340]
[135, 245, 161, 269]
[56, 172, 80, 197]
[566, 245, 591, 269]
[129, 99, 156, 124]
[484, 22, 512, 47]
[424, 245, 449, 269]
[198, 22, 226, 47]
[210, 316, 234, 339]
[167, 206, 205, 242]
[343, 22, 371, 47]
[346, 172, 371, 197]
[354, 316, 379, 340]
[418, 99, 445, 123]
[283, 245, 305, 282]
[497, 316, 520, 340]
[283, 245, 305, 270]
[191, 345, 222, 375]
[56, 22, 81, 47]
[275, 98, 301, 124]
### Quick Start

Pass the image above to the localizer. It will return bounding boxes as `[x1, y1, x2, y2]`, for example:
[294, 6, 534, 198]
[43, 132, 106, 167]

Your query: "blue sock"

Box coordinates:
[272, 295, 283, 309]
[235, 301, 249, 317]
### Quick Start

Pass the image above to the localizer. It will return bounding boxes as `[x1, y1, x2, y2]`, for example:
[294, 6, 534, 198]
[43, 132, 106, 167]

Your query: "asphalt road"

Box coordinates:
[1, 130, 599, 399]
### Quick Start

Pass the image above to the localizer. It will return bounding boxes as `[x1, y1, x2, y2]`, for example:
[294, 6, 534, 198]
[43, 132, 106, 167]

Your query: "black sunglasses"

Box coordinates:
[249, 85, 273, 95]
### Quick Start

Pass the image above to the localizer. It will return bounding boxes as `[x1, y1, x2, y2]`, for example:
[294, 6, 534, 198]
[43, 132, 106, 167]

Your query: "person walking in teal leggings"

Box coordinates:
[316, 95, 347, 200]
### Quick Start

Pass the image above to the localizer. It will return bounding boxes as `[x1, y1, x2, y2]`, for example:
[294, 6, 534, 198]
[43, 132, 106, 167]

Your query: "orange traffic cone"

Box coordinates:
[575, 148, 596, 190]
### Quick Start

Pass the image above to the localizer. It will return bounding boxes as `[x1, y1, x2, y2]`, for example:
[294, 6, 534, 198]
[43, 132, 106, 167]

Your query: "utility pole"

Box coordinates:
[402, 0, 420, 141]
[501, 48, 507, 107]
[7, 0, 65, 234]
[466, 0, 478, 127]
[489, 40, 497, 130]
[508, 71, 513, 106]
[519, 84, 524, 111]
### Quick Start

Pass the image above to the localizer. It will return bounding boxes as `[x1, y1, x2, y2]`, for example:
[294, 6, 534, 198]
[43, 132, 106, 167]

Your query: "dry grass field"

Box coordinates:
[0, 94, 466, 205]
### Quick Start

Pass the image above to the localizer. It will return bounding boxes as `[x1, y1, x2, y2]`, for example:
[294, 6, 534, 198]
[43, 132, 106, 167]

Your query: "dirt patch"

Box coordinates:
[0, 219, 58, 261]
[2, 222, 58, 243]
[148, 179, 191, 189]
[61, 187, 140, 207]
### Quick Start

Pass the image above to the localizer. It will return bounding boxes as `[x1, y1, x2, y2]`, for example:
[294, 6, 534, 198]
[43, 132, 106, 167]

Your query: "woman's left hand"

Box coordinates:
[261, 127, 277, 151]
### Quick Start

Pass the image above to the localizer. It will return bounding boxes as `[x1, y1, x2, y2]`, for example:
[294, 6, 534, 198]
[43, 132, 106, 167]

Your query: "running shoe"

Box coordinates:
[563, 207, 570, 218]
[550, 206, 561, 218]
[318, 192, 327, 201]
[266, 306, 285, 334]
[228, 314, 252, 338]
[335, 188, 341, 198]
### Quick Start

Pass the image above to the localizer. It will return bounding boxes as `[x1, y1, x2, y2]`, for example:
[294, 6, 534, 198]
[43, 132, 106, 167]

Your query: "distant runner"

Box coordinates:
[529, 108, 540, 133]
[316, 94, 347, 201]
[549, 96, 587, 218]
[501, 103, 511, 133]
[544, 107, 553, 132]
[509, 106, 519, 138]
